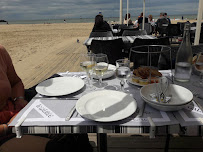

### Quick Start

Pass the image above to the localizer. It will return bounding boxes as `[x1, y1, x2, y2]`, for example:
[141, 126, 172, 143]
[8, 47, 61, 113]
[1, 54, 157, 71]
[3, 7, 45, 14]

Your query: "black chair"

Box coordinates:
[122, 29, 147, 36]
[132, 37, 170, 47]
[139, 23, 153, 35]
[89, 31, 113, 38]
[117, 24, 136, 36]
[130, 37, 171, 70]
[129, 45, 172, 70]
[167, 24, 181, 37]
[90, 38, 125, 65]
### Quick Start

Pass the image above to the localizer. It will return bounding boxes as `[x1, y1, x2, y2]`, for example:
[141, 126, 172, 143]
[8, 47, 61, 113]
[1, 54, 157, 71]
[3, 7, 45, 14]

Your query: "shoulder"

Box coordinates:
[0, 45, 9, 58]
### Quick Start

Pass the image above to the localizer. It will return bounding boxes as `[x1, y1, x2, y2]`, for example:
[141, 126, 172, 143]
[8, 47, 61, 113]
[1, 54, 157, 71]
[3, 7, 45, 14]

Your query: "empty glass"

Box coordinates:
[116, 59, 131, 92]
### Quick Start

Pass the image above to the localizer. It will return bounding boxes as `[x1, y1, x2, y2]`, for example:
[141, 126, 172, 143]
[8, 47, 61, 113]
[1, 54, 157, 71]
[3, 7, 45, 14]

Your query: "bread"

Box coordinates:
[133, 67, 162, 79]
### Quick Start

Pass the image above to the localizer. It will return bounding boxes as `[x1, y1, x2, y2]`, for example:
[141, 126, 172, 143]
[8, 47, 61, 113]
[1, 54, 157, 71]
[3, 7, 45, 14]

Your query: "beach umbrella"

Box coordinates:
[194, 0, 203, 45]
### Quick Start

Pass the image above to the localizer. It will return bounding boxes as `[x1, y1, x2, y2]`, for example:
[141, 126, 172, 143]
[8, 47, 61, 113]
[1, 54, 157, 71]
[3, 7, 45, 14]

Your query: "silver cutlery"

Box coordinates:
[65, 105, 76, 121]
[34, 97, 79, 100]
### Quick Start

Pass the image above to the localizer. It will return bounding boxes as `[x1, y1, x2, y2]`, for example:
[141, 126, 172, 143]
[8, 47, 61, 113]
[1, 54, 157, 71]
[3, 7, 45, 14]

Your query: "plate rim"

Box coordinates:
[76, 90, 137, 122]
[36, 77, 85, 96]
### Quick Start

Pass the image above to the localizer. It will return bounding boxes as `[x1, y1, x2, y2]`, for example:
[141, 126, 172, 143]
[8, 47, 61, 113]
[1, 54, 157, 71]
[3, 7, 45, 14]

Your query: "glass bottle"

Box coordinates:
[174, 23, 193, 82]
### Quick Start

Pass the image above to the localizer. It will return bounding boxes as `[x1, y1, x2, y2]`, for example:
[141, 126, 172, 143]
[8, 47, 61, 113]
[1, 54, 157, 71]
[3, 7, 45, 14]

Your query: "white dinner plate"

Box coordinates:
[36, 77, 85, 96]
[92, 64, 116, 79]
[76, 90, 137, 122]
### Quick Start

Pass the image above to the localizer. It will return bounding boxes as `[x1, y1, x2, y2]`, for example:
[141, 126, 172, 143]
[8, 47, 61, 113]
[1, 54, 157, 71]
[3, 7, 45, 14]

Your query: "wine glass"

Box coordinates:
[94, 53, 109, 88]
[116, 59, 131, 92]
[193, 52, 203, 88]
[80, 53, 96, 90]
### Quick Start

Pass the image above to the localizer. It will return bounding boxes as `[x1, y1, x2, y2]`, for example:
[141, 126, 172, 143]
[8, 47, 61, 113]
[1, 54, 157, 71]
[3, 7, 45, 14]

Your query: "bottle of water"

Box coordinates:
[174, 23, 193, 82]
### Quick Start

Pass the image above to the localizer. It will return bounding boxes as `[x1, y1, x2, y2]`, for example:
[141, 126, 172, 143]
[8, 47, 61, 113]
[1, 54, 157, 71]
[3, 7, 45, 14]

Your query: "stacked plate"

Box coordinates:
[92, 64, 116, 79]
[140, 84, 193, 111]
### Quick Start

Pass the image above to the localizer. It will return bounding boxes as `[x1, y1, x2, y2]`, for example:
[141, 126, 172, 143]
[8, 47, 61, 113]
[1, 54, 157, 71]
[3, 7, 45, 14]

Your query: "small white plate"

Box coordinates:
[76, 90, 137, 122]
[127, 75, 145, 87]
[36, 77, 84, 96]
[92, 64, 116, 79]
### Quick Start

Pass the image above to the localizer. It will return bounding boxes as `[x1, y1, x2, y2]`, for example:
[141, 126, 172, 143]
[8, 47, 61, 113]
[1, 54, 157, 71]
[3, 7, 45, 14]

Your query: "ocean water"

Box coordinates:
[2, 14, 197, 25]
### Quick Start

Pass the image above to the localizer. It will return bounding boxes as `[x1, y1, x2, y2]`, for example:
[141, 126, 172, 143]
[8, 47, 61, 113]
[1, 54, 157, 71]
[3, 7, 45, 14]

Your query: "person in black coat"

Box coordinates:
[92, 15, 112, 32]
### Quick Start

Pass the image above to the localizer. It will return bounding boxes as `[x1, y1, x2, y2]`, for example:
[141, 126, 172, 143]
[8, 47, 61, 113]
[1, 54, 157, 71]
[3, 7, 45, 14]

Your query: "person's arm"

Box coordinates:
[1, 46, 28, 111]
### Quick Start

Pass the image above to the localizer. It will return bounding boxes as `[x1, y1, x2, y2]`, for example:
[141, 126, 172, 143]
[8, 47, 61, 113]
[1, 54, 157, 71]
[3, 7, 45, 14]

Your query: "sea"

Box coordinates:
[1, 14, 198, 25]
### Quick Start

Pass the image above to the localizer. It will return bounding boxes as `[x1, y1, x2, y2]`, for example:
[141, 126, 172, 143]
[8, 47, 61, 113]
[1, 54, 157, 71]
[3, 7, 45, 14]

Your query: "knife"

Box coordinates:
[65, 105, 76, 121]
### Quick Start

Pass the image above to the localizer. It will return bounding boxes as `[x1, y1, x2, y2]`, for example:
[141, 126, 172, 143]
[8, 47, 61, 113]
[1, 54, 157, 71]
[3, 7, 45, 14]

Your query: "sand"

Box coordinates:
[0, 23, 94, 88]
[0, 19, 199, 88]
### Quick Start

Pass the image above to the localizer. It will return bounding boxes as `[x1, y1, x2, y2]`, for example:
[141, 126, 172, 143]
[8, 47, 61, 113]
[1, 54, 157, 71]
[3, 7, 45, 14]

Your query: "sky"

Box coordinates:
[0, 0, 200, 21]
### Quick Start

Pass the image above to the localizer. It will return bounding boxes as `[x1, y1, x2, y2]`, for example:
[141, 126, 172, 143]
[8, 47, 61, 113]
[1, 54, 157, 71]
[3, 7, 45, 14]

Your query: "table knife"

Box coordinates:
[65, 105, 76, 121]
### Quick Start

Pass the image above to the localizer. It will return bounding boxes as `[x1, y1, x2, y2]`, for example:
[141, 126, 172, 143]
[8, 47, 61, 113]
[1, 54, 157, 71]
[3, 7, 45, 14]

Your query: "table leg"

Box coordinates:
[97, 133, 107, 152]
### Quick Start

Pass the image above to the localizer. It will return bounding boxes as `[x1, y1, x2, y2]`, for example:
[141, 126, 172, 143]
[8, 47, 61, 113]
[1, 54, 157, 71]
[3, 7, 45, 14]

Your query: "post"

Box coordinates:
[127, 0, 129, 26]
[142, 0, 145, 30]
[194, 0, 203, 45]
[120, 0, 123, 24]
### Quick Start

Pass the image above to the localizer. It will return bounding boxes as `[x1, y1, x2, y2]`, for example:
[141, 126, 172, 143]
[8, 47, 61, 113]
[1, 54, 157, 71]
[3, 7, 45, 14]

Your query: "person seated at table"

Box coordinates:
[148, 14, 155, 33]
[155, 12, 169, 36]
[0, 45, 93, 152]
[137, 12, 148, 27]
[92, 14, 112, 32]
[0, 44, 28, 136]
[123, 13, 133, 25]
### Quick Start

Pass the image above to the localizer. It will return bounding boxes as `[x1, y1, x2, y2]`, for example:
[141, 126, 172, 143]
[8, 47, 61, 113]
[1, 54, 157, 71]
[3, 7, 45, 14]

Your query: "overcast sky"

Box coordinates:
[0, 0, 199, 20]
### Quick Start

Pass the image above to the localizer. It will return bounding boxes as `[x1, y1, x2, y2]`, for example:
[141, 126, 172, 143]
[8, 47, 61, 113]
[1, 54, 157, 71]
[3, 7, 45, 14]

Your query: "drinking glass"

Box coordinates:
[94, 54, 109, 88]
[116, 59, 131, 92]
[193, 52, 203, 88]
[80, 53, 96, 90]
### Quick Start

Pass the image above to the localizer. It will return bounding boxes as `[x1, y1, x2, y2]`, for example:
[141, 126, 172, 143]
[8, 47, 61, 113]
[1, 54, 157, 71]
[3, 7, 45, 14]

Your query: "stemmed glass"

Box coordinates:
[80, 53, 96, 90]
[193, 52, 203, 88]
[116, 59, 131, 92]
[94, 53, 109, 88]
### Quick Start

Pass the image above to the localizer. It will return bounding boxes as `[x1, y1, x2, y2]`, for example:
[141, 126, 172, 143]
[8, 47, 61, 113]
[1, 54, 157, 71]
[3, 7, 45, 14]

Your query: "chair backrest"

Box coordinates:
[122, 29, 147, 36]
[89, 31, 113, 38]
[139, 23, 152, 35]
[117, 24, 135, 36]
[90, 38, 125, 65]
[129, 45, 172, 70]
[132, 37, 170, 47]
[167, 24, 181, 36]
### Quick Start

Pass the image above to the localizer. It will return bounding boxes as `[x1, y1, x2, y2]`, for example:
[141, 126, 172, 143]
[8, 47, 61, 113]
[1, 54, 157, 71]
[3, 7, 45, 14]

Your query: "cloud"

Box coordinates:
[0, 0, 199, 20]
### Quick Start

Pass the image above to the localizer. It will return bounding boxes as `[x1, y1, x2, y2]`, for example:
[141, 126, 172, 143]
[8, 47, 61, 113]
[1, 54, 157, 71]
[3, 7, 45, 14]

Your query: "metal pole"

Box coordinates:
[120, 0, 123, 24]
[142, 0, 145, 30]
[194, 0, 203, 45]
[127, 0, 129, 26]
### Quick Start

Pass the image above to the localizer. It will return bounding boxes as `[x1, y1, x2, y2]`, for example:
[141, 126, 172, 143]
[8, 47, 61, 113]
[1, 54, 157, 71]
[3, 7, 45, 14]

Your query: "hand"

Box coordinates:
[15, 99, 28, 111]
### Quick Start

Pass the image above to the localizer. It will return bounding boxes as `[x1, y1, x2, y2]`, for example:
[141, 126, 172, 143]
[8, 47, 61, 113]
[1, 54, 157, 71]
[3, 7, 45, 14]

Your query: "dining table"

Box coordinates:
[9, 70, 203, 152]
[83, 35, 156, 47]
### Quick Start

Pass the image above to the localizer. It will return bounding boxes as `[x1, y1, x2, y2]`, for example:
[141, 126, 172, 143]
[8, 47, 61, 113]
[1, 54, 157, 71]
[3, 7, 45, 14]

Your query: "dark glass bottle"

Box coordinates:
[174, 23, 193, 82]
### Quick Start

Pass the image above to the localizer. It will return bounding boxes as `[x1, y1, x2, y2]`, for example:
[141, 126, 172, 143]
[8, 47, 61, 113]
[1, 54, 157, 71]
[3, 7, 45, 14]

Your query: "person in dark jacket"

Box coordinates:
[92, 14, 112, 32]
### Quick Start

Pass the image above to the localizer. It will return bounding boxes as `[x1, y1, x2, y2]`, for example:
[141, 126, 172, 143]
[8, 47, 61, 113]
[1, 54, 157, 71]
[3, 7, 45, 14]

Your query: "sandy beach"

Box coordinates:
[0, 19, 199, 88]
